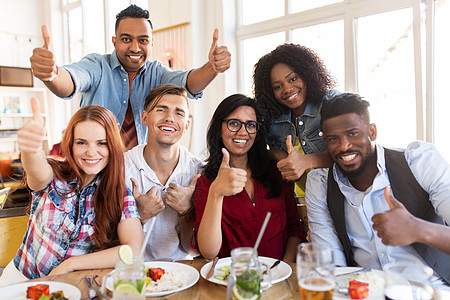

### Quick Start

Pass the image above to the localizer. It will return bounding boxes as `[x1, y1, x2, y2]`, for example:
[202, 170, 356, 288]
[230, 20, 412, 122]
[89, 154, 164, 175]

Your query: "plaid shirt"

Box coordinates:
[13, 176, 139, 279]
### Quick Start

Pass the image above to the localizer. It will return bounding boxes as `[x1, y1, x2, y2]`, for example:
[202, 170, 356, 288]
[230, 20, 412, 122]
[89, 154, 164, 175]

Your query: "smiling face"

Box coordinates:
[221, 106, 257, 159]
[270, 63, 307, 114]
[322, 113, 377, 179]
[142, 94, 190, 147]
[112, 17, 153, 72]
[72, 120, 110, 184]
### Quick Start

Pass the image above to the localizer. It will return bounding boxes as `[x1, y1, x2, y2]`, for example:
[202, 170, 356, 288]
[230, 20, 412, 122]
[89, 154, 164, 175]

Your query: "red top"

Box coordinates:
[193, 172, 305, 259]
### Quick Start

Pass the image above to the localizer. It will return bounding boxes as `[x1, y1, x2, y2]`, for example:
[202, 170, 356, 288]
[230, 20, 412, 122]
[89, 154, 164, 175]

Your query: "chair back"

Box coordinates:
[0, 215, 28, 267]
[0, 187, 11, 209]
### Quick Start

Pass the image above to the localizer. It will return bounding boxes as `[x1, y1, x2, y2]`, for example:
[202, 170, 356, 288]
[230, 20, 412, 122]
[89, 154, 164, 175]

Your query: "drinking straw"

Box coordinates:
[254, 212, 271, 252]
[138, 217, 157, 260]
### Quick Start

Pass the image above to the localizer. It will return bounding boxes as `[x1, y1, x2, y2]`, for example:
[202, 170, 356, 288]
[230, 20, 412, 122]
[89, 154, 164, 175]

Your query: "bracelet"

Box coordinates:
[43, 66, 58, 83]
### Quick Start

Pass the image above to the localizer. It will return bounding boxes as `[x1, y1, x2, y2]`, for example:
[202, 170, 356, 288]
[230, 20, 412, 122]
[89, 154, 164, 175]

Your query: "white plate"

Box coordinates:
[0, 281, 81, 300]
[334, 267, 385, 300]
[105, 261, 199, 297]
[200, 256, 292, 286]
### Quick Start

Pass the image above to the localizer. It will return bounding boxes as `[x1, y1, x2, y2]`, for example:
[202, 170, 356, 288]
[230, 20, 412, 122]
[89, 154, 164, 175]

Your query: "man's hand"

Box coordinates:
[130, 178, 165, 224]
[208, 28, 231, 73]
[166, 174, 201, 215]
[30, 25, 58, 82]
[211, 148, 247, 197]
[17, 98, 45, 153]
[372, 186, 419, 246]
[277, 135, 309, 181]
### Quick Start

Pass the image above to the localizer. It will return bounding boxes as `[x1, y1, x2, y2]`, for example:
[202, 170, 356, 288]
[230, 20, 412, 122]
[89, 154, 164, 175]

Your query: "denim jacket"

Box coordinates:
[266, 89, 340, 154]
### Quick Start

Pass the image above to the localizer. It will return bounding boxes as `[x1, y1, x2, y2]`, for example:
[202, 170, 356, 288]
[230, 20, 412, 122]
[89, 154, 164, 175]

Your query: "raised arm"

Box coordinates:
[17, 98, 53, 191]
[197, 149, 247, 259]
[372, 186, 450, 255]
[30, 25, 75, 98]
[48, 216, 144, 275]
[186, 28, 231, 95]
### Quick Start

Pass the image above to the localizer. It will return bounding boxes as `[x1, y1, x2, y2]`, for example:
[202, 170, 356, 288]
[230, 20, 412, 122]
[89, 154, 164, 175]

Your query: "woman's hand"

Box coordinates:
[17, 98, 45, 154]
[277, 135, 309, 181]
[210, 148, 247, 197]
[48, 258, 74, 276]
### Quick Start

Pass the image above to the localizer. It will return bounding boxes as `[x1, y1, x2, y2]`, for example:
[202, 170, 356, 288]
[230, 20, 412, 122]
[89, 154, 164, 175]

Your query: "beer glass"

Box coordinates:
[296, 243, 335, 300]
[384, 261, 434, 300]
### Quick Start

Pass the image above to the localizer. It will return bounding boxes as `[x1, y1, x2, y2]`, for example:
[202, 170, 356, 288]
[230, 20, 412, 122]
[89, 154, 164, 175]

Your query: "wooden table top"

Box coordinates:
[32, 259, 301, 299]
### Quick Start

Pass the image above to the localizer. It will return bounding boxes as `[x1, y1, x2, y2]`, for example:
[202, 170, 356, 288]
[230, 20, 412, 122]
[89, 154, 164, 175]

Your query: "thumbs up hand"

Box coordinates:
[208, 28, 231, 73]
[30, 25, 58, 82]
[18, 98, 46, 154]
[130, 178, 165, 224]
[211, 148, 247, 197]
[372, 186, 420, 246]
[277, 135, 308, 181]
[166, 173, 201, 215]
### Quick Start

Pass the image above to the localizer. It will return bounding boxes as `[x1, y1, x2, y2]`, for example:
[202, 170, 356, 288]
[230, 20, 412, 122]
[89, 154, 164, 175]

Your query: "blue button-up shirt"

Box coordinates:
[305, 141, 450, 286]
[62, 52, 201, 144]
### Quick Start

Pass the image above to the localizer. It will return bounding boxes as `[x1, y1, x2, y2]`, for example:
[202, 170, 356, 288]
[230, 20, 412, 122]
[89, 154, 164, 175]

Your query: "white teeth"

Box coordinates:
[341, 154, 356, 161]
[85, 159, 100, 164]
[233, 139, 247, 144]
[129, 55, 141, 59]
[161, 126, 175, 132]
[287, 92, 298, 101]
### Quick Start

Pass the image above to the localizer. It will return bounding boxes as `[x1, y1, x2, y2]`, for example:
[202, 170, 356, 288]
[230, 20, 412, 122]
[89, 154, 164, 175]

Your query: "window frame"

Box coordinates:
[236, 0, 436, 143]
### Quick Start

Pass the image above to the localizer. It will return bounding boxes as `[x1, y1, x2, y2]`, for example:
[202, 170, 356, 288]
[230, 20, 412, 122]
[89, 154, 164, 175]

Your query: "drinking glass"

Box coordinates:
[104, 258, 146, 300]
[384, 261, 434, 300]
[296, 243, 335, 300]
[226, 247, 272, 300]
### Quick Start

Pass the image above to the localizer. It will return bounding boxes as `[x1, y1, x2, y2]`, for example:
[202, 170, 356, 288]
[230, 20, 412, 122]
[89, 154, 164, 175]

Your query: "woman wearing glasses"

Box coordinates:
[193, 94, 305, 262]
[253, 43, 339, 198]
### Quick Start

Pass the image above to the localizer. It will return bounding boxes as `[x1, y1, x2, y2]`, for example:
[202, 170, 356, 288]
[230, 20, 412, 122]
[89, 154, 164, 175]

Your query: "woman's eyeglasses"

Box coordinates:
[223, 119, 260, 134]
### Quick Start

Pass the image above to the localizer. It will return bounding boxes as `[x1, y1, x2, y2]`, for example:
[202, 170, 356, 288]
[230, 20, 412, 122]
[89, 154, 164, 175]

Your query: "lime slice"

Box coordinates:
[115, 282, 139, 294]
[232, 285, 259, 300]
[118, 244, 133, 264]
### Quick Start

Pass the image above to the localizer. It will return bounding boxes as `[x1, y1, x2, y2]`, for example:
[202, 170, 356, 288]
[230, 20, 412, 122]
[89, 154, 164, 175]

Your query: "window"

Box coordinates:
[237, 0, 448, 157]
[241, 32, 285, 96]
[356, 8, 417, 147]
[291, 20, 344, 92]
[241, 0, 285, 25]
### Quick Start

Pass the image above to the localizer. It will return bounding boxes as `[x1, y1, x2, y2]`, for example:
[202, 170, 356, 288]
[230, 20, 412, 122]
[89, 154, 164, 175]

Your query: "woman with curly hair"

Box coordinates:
[0, 100, 143, 286]
[253, 43, 339, 197]
[193, 94, 305, 262]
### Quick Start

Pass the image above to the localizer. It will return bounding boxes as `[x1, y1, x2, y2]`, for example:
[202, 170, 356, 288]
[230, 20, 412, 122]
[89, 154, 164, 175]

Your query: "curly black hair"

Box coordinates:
[204, 94, 281, 198]
[253, 43, 336, 125]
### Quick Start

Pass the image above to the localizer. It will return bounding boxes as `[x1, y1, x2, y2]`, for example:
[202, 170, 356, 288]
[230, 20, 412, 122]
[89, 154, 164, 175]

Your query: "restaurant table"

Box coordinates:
[31, 259, 301, 299]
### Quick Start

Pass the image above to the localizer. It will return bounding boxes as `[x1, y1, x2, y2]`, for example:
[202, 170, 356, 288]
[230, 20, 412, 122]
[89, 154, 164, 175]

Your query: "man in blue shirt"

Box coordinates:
[305, 92, 450, 286]
[30, 5, 231, 149]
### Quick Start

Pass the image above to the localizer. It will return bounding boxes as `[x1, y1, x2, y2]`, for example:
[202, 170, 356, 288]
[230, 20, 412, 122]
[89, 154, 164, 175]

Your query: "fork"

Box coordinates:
[84, 276, 98, 300]
[336, 267, 371, 277]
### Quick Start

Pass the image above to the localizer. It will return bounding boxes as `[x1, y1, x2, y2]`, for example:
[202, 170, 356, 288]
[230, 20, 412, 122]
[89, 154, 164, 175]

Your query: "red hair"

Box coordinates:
[48, 105, 125, 249]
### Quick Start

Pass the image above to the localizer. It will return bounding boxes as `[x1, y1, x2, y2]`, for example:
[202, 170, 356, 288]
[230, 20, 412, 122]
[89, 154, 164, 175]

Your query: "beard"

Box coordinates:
[335, 146, 376, 180]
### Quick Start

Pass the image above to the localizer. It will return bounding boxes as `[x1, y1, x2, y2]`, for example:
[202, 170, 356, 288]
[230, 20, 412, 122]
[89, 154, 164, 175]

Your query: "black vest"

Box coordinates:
[326, 148, 450, 284]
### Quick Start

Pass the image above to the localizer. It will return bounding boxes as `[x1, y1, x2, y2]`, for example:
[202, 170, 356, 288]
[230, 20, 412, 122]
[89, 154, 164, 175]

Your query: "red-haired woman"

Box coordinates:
[0, 100, 143, 285]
